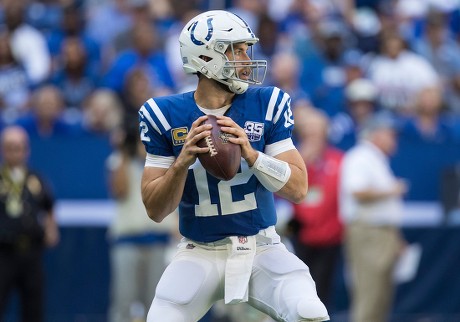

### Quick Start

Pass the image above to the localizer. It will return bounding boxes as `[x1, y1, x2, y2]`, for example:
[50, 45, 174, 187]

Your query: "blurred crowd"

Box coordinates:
[0, 0, 458, 146]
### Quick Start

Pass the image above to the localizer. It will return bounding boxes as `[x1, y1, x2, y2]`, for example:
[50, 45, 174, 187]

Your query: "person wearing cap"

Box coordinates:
[329, 78, 378, 150]
[339, 112, 408, 322]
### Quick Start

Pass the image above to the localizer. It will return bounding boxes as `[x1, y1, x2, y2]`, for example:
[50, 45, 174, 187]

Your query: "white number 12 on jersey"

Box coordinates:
[193, 161, 257, 217]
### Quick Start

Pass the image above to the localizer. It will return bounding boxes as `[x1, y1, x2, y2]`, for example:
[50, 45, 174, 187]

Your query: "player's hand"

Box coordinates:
[176, 115, 212, 168]
[216, 116, 258, 166]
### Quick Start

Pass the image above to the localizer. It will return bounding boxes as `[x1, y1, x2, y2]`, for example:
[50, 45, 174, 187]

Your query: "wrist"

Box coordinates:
[244, 150, 259, 167]
[249, 152, 291, 192]
[172, 155, 193, 173]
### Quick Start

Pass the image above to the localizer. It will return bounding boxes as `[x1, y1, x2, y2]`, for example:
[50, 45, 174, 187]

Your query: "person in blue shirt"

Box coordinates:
[103, 20, 175, 95]
[139, 10, 329, 322]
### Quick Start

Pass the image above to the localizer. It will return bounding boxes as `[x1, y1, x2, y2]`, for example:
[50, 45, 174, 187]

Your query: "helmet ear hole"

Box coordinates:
[199, 55, 213, 62]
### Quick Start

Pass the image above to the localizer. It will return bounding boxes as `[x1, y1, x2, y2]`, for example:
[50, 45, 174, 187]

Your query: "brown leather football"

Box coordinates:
[197, 115, 241, 181]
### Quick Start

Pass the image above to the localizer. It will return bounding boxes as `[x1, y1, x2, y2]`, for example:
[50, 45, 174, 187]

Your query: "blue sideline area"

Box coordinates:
[4, 224, 460, 322]
[28, 134, 113, 200]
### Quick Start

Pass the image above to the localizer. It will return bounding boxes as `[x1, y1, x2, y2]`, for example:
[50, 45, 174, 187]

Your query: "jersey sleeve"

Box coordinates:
[263, 87, 295, 146]
[138, 98, 174, 157]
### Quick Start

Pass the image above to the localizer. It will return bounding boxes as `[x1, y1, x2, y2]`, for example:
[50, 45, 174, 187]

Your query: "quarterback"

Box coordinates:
[139, 10, 329, 322]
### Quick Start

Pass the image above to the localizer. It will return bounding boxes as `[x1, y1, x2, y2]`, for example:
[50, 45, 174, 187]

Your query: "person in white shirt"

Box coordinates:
[340, 112, 407, 322]
[367, 30, 439, 115]
[4, 2, 51, 85]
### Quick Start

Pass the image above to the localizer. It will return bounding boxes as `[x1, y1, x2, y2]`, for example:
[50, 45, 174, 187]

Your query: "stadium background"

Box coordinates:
[1, 0, 460, 321]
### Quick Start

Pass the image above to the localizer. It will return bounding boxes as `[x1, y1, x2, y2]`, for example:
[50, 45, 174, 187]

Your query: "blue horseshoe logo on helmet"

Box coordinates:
[190, 18, 214, 46]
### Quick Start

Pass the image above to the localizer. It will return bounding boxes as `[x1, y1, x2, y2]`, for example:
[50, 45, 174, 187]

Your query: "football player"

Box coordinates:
[139, 10, 329, 322]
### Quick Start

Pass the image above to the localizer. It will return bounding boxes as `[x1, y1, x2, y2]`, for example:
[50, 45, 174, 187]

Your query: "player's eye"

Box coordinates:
[236, 49, 248, 56]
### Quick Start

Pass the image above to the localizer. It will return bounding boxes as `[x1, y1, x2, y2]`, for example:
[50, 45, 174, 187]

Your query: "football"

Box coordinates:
[197, 115, 241, 181]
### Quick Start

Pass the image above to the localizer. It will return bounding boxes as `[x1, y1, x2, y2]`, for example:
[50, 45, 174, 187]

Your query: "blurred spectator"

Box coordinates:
[330, 78, 378, 150]
[393, 86, 460, 201]
[163, 8, 201, 92]
[295, 19, 355, 116]
[121, 67, 156, 126]
[0, 30, 30, 124]
[340, 112, 407, 322]
[3, 1, 51, 85]
[25, 0, 62, 36]
[413, 10, 460, 114]
[393, 0, 428, 41]
[255, 12, 279, 62]
[289, 106, 343, 308]
[81, 89, 122, 135]
[229, 0, 263, 35]
[102, 20, 175, 95]
[367, 29, 439, 114]
[47, 4, 101, 75]
[106, 123, 175, 322]
[111, 0, 152, 54]
[85, 0, 135, 50]
[350, 7, 382, 53]
[400, 86, 453, 141]
[50, 36, 98, 109]
[148, 0, 177, 33]
[269, 51, 310, 105]
[0, 125, 59, 322]
[16, 85, 75, 138]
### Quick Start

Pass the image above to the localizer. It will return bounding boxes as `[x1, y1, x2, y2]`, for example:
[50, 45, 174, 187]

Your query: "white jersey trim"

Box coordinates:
[273, 92, 290, 124]
[140, 106, 161, 134]
[146, 98, 171, 131]
[264, 138, 295, 157]
[145, 153, 175, 168]
[265, 87, 280, 121]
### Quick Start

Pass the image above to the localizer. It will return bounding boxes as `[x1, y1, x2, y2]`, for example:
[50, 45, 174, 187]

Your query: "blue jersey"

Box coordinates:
[139, 86, 294, 242]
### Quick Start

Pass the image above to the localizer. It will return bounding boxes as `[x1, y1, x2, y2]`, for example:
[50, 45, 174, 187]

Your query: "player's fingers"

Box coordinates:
[191, 115, 209, 130]
[186, 129, 211, 146]
[193, 123, 212, 136]
[216, 116, 241, 129]
[220, 126, 247, 140]
[187, 122, 212, 143]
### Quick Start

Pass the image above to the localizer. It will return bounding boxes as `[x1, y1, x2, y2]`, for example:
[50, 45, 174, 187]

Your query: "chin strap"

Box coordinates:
[228, 80, 248, 94]
[193, 60, 249, 94]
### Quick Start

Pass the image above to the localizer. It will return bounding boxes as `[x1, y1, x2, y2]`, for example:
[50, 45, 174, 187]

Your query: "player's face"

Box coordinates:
[225, 42, 251, 81]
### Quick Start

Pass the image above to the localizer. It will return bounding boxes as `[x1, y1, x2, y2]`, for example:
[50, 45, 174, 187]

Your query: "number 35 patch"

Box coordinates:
[244, 121, 264, 142]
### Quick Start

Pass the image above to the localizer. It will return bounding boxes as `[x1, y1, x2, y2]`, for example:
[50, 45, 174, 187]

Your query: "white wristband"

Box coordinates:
[249, 152, 291, 192]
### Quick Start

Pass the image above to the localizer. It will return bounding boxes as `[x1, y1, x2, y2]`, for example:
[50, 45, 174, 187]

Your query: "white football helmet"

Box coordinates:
[179, 10, 267, 94]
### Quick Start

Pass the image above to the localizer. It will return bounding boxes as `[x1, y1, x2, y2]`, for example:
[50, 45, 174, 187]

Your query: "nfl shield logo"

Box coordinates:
[238, 236, 248, 244]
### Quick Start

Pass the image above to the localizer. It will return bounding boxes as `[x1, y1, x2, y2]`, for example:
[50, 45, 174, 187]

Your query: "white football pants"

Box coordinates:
[147, 234, 329, 322]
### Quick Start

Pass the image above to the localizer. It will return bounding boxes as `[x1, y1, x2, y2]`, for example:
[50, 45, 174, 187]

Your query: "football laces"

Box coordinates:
[205, 136, 218, 156]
